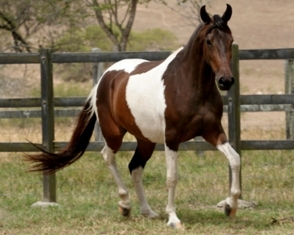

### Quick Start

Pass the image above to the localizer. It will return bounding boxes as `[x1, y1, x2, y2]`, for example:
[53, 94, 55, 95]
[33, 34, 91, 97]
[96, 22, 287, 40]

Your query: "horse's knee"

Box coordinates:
[217, 142, 240, 167]
[166, 177, 177, 188]
[131, 167, 143, 183]
[230, 161, 240, 173]
[101, 145, 115, 166]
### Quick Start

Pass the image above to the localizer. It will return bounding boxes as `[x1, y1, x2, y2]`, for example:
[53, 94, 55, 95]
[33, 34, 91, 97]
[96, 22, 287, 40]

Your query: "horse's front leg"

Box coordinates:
[217, 141, 241, 217]
[164, 144, 182, 229]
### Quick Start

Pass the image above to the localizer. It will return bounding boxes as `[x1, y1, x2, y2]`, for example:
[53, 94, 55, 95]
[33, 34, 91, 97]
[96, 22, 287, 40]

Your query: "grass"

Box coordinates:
[30, 80, 92, 98]
[0, 79, 292, 234]
[1, 148, 294, 234]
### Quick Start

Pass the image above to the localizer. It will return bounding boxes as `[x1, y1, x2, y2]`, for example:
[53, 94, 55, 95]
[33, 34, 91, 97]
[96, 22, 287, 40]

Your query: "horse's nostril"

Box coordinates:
[219, 77, 225, 85]
[218, 77, 234, 90]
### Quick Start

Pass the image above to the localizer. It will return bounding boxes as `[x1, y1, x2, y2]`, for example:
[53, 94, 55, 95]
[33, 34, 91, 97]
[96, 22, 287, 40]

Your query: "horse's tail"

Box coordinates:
[25, 86, 98, 174]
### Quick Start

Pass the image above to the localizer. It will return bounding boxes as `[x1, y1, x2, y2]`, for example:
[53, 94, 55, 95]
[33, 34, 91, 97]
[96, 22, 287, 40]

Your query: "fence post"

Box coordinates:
[228, 44, 242, 197]
[32, 49, 57, 206]
[285, 59, 294, 139]
[92, 48, 104, 142]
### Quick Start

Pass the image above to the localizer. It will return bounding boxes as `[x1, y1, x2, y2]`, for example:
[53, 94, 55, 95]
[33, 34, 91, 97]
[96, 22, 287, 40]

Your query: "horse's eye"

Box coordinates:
[206, 40, 212, 46]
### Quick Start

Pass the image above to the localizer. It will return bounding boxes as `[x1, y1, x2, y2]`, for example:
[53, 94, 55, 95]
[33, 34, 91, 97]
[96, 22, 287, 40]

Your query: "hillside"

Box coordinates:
[136, 0, 294, 49]
[135, 0, 294, 132]
[135, 0, 294, 94]
[1, 0, 294, 133]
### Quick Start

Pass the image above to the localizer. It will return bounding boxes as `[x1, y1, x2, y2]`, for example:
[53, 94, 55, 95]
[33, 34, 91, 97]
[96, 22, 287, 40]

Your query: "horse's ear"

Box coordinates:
[200, 5, 211, 23]
[222, 4, 232, 22]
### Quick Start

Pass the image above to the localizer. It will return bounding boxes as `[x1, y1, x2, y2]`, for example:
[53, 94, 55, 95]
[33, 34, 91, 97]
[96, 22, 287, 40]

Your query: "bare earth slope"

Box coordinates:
[1, 1, 293, 134]
[135, 0, 294, 133]
[135, 0, 294, 93]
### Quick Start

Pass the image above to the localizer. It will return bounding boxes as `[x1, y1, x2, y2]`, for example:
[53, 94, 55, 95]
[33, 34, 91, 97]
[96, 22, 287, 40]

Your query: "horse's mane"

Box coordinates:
[206, 14, 231, 35]
[181, 14, 231, 59]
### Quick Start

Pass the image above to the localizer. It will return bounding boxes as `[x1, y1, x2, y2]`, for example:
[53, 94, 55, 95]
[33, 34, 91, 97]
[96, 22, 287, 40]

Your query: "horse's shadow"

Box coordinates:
[121, 207, 275, 231]
[176, 208, 272, 230]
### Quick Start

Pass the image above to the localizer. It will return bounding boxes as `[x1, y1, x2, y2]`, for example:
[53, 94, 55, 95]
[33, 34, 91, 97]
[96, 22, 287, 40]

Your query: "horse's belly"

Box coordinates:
[125, 71, 166, 143]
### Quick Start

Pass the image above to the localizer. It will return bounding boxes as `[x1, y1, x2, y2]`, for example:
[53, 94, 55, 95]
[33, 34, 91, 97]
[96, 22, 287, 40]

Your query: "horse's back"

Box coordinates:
[96, 49, 184, 143]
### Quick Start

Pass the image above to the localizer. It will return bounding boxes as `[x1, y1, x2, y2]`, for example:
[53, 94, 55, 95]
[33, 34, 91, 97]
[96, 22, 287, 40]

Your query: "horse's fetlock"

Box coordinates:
[118, 187, 128, 198]
[166, 178, 177, 188]
[226, 196, 238, 209]
[231, 188, 241, 198]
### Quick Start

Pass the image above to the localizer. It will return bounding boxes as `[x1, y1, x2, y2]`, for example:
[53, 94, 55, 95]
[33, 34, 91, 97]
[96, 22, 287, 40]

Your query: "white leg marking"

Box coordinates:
[165, 144, 181, 227]
[101, 145, 131, 210]
[217, 142, 241, 209]
[131, 167, 158, 218]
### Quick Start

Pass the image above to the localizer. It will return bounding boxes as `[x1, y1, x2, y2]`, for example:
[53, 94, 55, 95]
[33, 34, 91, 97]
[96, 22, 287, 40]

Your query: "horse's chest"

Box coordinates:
[125, 72, 166, 143]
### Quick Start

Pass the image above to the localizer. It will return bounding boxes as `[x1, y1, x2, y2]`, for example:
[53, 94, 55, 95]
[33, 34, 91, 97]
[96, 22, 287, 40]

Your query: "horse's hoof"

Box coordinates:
[224, 203, 237, 217]
[167, 221, 182, 229]
[119, 205, 131, 217]
[142, 211, 158, 218]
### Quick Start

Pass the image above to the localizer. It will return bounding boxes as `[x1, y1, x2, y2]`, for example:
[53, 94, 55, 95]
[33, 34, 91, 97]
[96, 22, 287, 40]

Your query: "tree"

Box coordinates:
[89, 0, 140, 51]
[0, 0, 88, 52]
[157, 0, 212, 26]
[0, 0, 151, 52]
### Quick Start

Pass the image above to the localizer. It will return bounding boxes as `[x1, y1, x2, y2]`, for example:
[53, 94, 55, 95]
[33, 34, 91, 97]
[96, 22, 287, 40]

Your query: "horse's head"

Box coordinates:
[201, 4, 234, 91]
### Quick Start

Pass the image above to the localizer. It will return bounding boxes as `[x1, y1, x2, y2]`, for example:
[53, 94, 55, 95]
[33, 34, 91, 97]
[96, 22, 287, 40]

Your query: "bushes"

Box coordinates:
[55, 26, 178, 82]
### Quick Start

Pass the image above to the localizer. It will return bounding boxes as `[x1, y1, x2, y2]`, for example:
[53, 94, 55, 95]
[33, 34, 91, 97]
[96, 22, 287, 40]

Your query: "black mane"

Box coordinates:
[206, 14, 231, 35]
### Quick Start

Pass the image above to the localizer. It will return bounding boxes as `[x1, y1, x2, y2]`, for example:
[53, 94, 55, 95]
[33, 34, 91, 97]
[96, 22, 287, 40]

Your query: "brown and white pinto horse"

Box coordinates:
[26, 4, 240, 228]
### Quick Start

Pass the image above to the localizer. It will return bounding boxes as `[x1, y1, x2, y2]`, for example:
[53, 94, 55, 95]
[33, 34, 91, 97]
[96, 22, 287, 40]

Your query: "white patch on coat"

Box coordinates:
[125, 47, 184, 143]
[107, 58, 148, 73]
[88, 59, 147, 123]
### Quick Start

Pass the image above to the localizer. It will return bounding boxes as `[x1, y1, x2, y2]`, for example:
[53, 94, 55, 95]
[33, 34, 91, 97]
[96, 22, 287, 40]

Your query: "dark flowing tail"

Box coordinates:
[25, 98, 97, 174]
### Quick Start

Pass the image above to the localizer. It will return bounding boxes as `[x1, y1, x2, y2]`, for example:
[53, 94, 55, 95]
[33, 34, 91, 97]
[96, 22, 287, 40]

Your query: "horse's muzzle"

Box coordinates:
[218, 77, 234, 90]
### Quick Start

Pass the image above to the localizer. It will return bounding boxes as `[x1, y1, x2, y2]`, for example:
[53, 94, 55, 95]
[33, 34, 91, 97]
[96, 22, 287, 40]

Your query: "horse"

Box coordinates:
[25, 4, 240, 229]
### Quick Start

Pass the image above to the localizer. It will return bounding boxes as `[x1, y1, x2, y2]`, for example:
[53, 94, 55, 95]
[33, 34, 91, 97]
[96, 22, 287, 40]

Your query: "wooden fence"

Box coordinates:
[0, 45, 294, 204]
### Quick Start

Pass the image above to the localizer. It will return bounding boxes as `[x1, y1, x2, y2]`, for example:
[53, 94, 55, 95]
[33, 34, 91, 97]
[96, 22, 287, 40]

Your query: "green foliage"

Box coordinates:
[56, 26, 178, 53]
[55, 26, 178, 82]
[129, 28, 178, 51]
[0, 0, 89, 52]
[56, 26, 113, 52]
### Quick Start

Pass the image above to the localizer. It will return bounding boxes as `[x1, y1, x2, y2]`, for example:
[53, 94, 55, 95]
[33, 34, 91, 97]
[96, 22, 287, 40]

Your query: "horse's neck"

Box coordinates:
[180, 46, 217, 95]
[198, 63, 216, 90]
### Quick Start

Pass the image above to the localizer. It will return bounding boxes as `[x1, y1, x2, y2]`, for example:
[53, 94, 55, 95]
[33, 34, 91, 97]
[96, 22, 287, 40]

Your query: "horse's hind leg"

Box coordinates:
[128, 139, 158, 218]
[101, 144, 132, 216]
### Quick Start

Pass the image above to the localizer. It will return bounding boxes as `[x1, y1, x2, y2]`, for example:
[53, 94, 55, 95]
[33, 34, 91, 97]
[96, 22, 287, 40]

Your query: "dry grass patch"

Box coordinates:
[1, 149, 294, 234]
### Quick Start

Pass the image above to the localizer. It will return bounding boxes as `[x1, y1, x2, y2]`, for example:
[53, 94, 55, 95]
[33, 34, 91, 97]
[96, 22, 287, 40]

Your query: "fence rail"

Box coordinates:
[1, 97, 294, 121]
[1, 48, 294, 64]
[1, 46, 294, 204]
